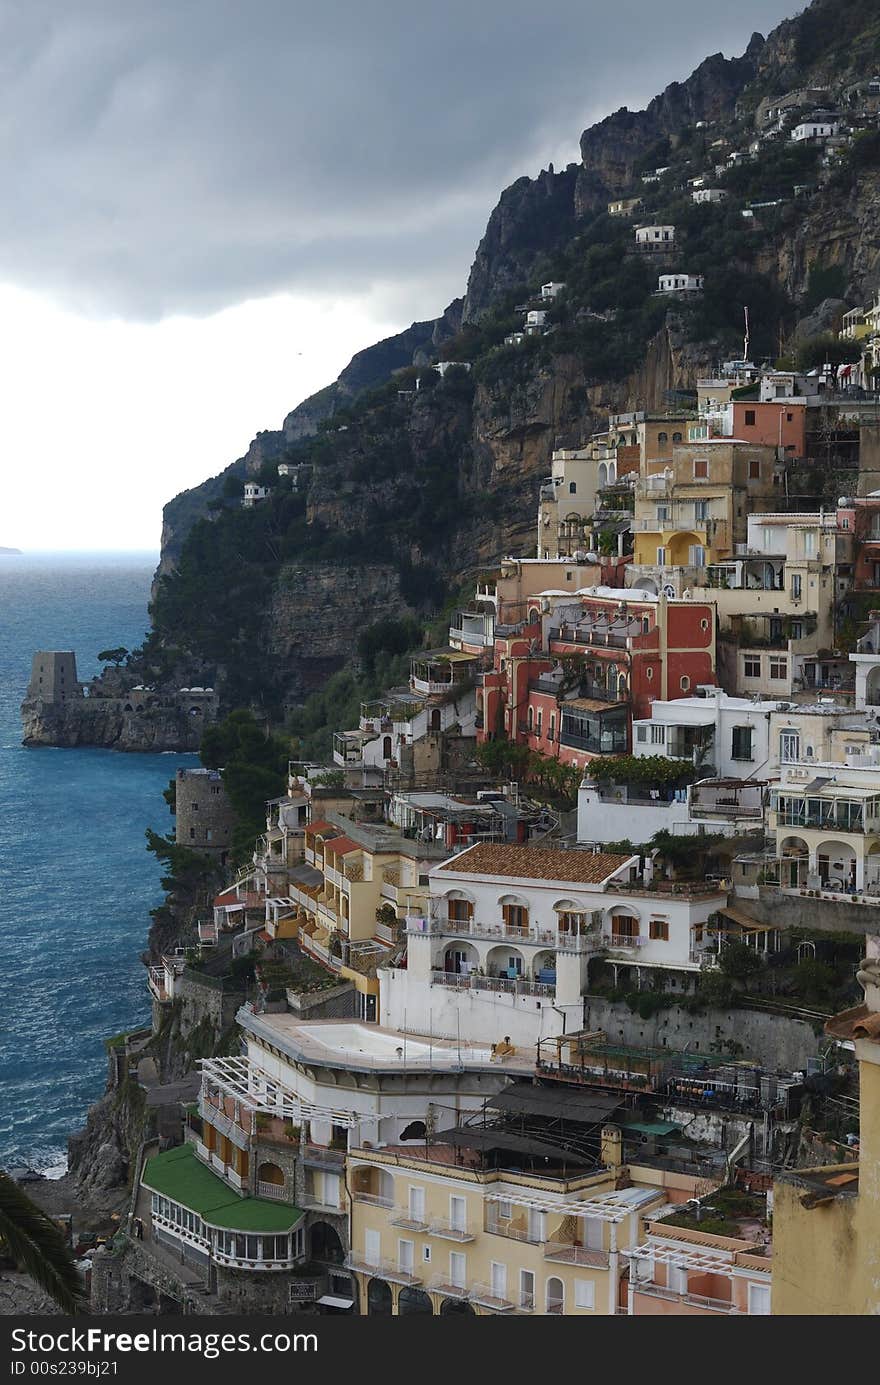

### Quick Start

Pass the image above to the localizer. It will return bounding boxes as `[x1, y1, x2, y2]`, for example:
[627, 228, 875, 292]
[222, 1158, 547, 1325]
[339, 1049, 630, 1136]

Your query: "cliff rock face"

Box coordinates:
[265, 562, 414, 704]
[21, 697, 205, 752]
[156, 302, 464, 577]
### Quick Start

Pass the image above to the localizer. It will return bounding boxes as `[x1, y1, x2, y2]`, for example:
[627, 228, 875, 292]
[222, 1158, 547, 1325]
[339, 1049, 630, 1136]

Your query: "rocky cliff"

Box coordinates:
[144, 0, 880, 719]
[21, 696, 205, 751]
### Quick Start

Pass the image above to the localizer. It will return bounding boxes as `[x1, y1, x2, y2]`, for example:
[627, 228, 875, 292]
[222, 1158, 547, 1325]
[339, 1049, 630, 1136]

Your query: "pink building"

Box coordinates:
[729, 401, 806, 457]
[626, 1221, 772, 1315]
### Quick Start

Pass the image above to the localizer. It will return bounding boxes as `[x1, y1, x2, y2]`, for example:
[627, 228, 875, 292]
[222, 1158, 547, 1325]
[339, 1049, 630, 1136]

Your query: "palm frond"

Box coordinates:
[0, 1173, 86, 1314]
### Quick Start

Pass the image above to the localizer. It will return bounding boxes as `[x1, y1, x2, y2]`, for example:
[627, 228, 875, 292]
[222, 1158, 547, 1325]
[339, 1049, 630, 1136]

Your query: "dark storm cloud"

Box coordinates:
[0, 0, 796, 318]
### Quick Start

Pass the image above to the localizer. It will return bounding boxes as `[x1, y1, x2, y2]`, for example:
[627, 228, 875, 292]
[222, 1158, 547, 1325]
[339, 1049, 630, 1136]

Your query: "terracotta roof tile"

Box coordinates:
[324, 836, 360, 857]
[305, 819, 341, 837]
[437, 842, 633, 885]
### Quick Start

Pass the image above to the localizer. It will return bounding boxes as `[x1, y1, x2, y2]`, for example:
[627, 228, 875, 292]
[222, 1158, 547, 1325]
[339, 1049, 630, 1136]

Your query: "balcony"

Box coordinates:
[484, 1215, 543, 1246]
[633, 1282, 741, 1314]
[428, 1275, 470, 1299]
[389, 1208, 430, 1232]
[147, 967, 169, 1004]
[199, 1096, 252, 1151]
[607, 933, 648, 951]
[414, 915, 596, 952]
[543, 1242, 610, 1268]
[303, 1144, 346, 1171]
[428, 1216, 476, 1242]
[344, 1253, 422, 1285]
[299, 1192, 342, 1214]
[257, 1180, 290, 1202]
[470, 1284, 517, 1313]
[548, 625, 631, 649]
[352, 1190, 394, 1209]
[430, 971, 555, 999]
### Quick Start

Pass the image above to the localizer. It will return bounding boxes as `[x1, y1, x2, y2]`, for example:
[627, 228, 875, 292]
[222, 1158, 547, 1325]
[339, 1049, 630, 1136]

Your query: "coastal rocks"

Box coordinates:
[20, 696, 205, 752]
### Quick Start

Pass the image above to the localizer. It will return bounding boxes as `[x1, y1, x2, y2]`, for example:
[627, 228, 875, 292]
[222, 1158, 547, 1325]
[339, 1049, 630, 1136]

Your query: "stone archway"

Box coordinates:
[399, 1287, 433, 1315]
[367, 1277, 393, 1316]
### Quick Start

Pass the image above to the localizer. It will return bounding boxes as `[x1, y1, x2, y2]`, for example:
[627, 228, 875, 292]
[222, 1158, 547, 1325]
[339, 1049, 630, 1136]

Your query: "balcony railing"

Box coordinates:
[430, 971, 555, 999]
[414, 916, 596, 952]
[607, 933, 647, 950]
[389, 1208, 430, 1232]
[344, 1253, 422, 1285]
[428, 1275, 470, 1299]
[199, 1097, 252, 1151]
[633, 1281, 741, 1314]
[303, 1144, 346, 1170]
[352, 1191, 394, 1209]
[548, 626, 631, 649]
[484, 1216, 543, 1245]
[470, 1284, 517, 1312]
[299, 1192, 342, 1214]
[428, 1216, 476, 1242]
[543, 1242, 610, 1268]
[257, 1180, 289, 1201]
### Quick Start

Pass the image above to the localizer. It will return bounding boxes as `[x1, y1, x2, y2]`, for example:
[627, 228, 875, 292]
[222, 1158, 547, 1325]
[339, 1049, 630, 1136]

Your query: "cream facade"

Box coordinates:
[346, 1146, 697, 1316]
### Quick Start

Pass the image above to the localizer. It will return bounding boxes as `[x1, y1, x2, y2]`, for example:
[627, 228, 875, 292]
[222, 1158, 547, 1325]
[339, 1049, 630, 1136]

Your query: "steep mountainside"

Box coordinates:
[148, 0, 880, 720]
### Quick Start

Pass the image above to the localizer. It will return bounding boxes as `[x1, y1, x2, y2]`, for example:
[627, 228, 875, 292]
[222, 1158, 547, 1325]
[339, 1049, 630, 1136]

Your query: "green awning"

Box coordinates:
[622, 1121, 681, 1137]
[142, 1144, 303, 1233]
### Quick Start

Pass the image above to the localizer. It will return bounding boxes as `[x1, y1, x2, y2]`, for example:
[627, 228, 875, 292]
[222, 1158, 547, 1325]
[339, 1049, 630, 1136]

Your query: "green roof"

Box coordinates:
[142, 1144, 303, 1233]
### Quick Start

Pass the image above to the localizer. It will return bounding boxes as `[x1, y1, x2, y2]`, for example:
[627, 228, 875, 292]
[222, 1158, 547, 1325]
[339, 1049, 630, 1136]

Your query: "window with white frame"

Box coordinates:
[574, 1279, 595, 1309]
[449, 1251, 467, 1288]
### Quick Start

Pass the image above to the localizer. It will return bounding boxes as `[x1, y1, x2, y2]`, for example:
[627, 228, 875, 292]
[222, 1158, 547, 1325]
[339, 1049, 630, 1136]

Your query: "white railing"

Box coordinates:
[607, 933, 647, 950]
[470, 1284, 517, 1312]
[412, 917, 595, 952]
[389, 1208, 430, 1231]
[344, 1253, 422, 1285]
[198, 1098, 252, 1151]
[428, 1275, 469, 1298]
[430, 972, 555, 999]
[352, 1191, 394, 1209]
[543, 1242, 609, 1268]
[257, 1180, 288, 1201]
[427, 1216, 476, 1241]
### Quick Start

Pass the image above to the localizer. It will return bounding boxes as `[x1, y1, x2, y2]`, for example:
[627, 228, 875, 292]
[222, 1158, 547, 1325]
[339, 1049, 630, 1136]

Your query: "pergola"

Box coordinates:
[198, 1055, 358, 1126]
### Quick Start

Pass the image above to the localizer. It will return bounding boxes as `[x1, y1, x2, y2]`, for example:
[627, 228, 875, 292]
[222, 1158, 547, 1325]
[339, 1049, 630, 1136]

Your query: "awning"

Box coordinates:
[318, 1295, 355, 1310]
[716, 906, 772, 933]
[487, 1082, 621, 1124]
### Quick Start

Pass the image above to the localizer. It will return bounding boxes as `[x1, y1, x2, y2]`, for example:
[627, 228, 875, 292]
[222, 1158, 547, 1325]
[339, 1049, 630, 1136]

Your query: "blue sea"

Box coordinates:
[0, 553, 198, 1173]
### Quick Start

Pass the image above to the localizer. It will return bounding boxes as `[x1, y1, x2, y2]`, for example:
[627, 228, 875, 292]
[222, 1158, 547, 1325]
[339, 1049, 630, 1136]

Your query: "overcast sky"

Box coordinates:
[2, 0, 797, 552]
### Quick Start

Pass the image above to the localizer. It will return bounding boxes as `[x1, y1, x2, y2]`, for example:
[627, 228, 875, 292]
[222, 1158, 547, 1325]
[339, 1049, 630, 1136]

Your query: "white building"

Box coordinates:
[657, 274, 704, 294]
[632, 688, 780, 779]
[243, 482, 270, 508]
[635, 225, 674, 246]
[541, 282, 565, 300]
[384, 843, 727, 1046]
[577, 776, 766, 845]
[791, 119, 840, 142]
[525, 310, 549, 332]
[691, 189, 728, 205]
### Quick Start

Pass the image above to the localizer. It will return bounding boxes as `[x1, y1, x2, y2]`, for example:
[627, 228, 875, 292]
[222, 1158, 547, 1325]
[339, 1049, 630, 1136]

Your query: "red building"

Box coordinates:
[476, 591, 716, 768]
[838, 496, 880, 593]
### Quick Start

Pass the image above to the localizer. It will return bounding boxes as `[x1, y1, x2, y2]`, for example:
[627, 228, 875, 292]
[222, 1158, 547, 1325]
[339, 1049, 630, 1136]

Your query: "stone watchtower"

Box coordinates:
[27, 651, 83, 704]
[174, 767, 236, 866]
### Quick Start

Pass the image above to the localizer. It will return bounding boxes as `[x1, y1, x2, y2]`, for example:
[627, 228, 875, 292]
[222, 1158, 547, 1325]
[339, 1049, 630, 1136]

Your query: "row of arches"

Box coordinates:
[366, 1276, 567, 1315]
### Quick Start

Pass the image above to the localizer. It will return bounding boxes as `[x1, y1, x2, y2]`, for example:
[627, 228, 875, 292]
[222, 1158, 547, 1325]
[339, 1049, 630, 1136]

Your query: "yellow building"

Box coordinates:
[285, 815, 449, 1016]
[771, 940, 880, 1314]
[632, 440, 779, 574]
[345, 1105, 708, 1316]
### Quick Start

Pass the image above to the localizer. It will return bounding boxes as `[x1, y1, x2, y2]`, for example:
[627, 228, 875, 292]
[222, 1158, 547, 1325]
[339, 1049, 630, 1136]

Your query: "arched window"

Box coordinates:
[430, 707, 442, 732]
[672, 431, 683, 443]
[382, 735, 392, 758]
[680, 676, 690, 691]
[607, 663, 618, 692]
[367, 1278, 392, 1316]
[527, 706, 534, 732]
[569, 481, 577, 494]
[657, 432, 668, 444]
